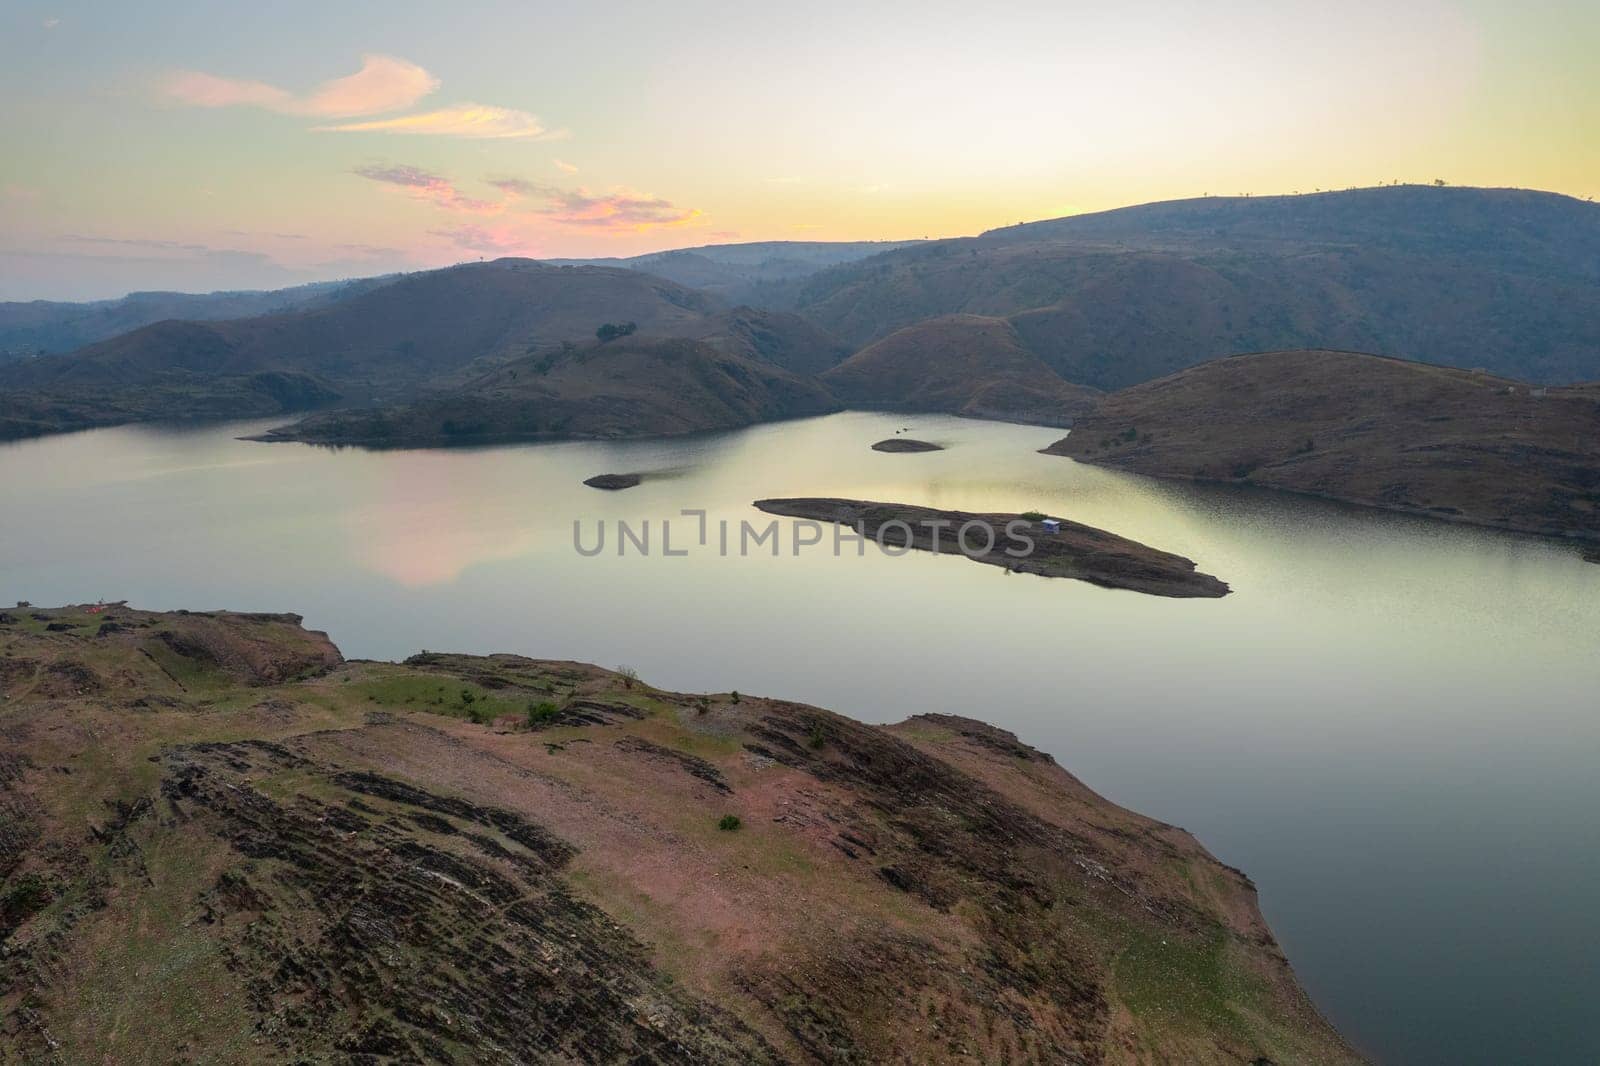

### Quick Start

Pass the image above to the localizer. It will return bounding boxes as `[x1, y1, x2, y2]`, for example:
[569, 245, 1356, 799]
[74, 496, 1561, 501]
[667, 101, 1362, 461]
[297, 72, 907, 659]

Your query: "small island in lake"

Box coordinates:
[871, 437, 943, 452]
[583, 472, 642, 490]
[754, 497, 1229, 598]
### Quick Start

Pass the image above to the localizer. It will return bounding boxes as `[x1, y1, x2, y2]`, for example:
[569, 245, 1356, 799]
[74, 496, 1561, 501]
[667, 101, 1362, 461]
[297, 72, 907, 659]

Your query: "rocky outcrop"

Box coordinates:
[0, 606, 1354, 1064]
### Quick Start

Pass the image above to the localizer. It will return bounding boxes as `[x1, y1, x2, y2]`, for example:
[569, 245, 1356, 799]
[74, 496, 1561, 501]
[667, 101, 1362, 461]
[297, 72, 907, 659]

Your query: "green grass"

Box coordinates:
[1094, 917, 1274, 1045]
[352, 674, 533, 724]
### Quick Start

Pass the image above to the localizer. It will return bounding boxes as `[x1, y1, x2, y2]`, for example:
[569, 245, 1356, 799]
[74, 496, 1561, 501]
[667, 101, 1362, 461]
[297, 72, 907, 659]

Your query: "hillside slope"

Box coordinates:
[822, 313, 1098, 425]
[1046, 349, 1600, 541]
[0, 261, 846, 441]
[0, 605, 1360, 1064]
[780, 186, 1600, 388]
[256, 336, 838, 447]
[551, 239, 921, 301]
[1, 260, 719, 402]
[0, 277, 394, 362]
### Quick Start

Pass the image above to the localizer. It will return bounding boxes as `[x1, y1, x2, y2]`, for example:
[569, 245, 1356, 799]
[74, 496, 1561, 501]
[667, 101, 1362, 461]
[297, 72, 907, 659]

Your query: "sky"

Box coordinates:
[1, 0, 1596, 300]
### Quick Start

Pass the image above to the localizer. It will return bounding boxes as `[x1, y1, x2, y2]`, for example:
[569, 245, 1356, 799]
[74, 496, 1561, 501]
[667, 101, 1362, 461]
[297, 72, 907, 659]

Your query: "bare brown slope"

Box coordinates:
[257, 336, 839, 447]
[822, 313, 1099, 426]
[0, 605, 1358, 1064]
[1046, 349, 1600, 541]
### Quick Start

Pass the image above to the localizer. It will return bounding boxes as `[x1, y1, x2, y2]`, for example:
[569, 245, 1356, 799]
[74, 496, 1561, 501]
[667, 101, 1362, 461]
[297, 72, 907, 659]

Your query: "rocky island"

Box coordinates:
[754, 498, 1229, 597]
[583, 472, 643, 490]
[871, 437, 943, 452]
[0, 604, 1352, 1063]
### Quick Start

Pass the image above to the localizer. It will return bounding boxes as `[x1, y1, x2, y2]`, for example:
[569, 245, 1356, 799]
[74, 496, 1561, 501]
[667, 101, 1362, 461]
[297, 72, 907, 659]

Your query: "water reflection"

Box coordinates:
[2, 411, 1597, 1065]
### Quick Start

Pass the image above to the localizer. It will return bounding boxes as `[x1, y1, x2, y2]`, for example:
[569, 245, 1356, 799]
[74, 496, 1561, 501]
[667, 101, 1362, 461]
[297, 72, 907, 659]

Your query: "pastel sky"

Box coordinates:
[2, 0, 1596, 299]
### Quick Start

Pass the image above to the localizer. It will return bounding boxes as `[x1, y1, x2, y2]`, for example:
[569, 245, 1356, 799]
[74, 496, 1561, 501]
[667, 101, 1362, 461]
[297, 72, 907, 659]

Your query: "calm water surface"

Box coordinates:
[3, 411, 1598, 1064]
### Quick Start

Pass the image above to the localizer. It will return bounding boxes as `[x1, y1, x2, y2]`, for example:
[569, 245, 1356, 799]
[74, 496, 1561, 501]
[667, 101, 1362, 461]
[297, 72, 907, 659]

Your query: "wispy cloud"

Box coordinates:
[353, 164, 500, 214]
[553, 159, 579, 174]
[317, 103, 560, 139]
[430, 225, 529, 253]
[163, 54, 438, 118]
[490, 178, 699, 230]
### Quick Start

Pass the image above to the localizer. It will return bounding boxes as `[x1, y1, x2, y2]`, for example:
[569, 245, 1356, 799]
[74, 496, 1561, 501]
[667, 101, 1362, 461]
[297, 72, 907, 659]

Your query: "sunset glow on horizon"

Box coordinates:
[3, 0, 1596, 299]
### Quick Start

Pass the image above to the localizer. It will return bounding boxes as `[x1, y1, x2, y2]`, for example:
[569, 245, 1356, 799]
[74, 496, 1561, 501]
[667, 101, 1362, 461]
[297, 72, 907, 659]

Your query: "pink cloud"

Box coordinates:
[317, 103, 558, 139]
[354, 164, 501, 214]
[163, 55, 438, 118]
[430, 225, 530, 253]
[489, 178, 700, 231]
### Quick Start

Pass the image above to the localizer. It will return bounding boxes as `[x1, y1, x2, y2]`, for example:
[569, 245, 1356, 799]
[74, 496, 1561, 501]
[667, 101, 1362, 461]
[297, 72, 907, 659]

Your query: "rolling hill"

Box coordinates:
[0, 260, 847, 441]
[550, 239, 921, 301]
[255, 335, 839, 447]
[821, 314, 1098, 425]
[776, 186, 1600, 389]
[0, 277, 394, 363]
[1046, 349, 1600, 541]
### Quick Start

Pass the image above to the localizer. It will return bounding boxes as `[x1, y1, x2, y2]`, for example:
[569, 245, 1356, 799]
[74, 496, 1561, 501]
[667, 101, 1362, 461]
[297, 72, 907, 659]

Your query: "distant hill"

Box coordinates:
[0, 277, 394, 363]
[776, 186, 1600, 388]
[551, 240, 921, 301]
[254, 335, 839, 447]
[689, 306, 851, 376]
[0, 259, 861, 441]
[822, 314, 1098, 426]
[1047, 349, 1600, 542]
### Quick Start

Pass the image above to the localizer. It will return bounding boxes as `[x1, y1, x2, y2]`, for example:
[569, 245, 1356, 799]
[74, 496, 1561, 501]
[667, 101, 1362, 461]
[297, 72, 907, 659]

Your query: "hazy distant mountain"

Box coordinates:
[550, 240, 921, 301]
[776, 186, 1600, 387]
[822, 314, 1098, 426]
[0, 277, 395, 363]
[1047, 349, 1600, 541]
[0, 259, 846, 440]
[255, 335, 839, 447]
[0, 235, 904, 365]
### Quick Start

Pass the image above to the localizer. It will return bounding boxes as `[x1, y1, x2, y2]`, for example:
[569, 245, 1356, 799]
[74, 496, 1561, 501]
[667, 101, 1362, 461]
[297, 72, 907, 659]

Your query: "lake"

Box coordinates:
[3, 410, 1597, 1064]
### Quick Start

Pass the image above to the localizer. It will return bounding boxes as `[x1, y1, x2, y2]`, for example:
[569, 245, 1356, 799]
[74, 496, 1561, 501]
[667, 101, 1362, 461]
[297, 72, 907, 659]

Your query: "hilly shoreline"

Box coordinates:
[0, 604, 1358, 1064]
[6, 185, 1599, 446]
[1048, 349, 1600, 543]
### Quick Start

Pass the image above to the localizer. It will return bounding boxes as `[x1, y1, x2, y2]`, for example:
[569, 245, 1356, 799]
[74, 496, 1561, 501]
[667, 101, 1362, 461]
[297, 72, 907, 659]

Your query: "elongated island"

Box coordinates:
[754, 497, 1230, 597]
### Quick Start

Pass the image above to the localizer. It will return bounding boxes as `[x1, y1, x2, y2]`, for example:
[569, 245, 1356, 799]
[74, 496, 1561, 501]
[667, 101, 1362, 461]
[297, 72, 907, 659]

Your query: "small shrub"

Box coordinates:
[1020, 510, 1047, 522]
[1122, 426, 1138, 441]
[717, 814, 742, 832]
[616, 664, 638, 689]
[459, 689, 476, 706]
[526, 700, 559, 727]
[730, 690, 741, 704]
[1, 873, 51, 927]
[694, 696, 710, 716]
[808, 722, 827, 749]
